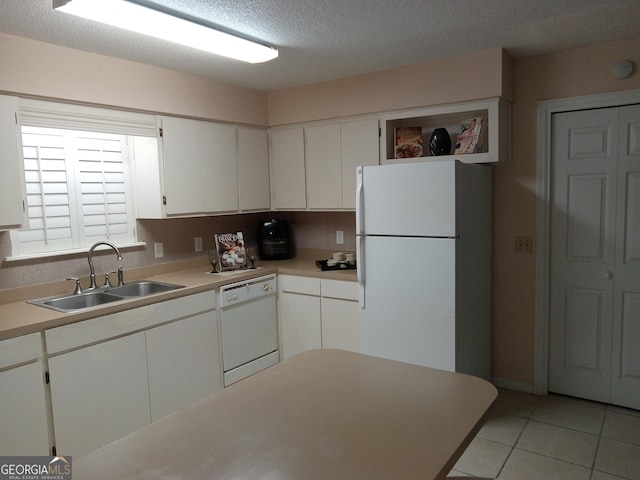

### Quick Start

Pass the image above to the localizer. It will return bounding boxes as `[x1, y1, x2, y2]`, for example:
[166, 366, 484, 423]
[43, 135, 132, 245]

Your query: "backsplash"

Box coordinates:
[0, 211, 355, 290]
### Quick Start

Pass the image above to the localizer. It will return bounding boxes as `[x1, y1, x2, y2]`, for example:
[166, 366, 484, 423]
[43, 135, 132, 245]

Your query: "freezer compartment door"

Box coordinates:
[359, 236, 456, 371]
[357, 162, 457, 237]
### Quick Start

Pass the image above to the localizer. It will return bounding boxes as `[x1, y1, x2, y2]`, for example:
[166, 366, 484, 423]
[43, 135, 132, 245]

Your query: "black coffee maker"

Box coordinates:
[258, 219, 292, 260]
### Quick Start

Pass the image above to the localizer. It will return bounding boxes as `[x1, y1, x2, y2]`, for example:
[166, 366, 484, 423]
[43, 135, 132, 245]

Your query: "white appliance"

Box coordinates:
[356, 160, 491, 379]
[219, 274, 279, 386]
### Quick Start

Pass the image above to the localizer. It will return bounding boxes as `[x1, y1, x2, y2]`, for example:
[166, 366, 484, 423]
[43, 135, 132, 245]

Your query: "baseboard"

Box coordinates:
[492, 377, 536, 394]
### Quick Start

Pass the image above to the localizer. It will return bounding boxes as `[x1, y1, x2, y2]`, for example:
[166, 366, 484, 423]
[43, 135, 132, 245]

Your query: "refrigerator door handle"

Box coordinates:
[355, 166, 364, 235]
[357, 235, 365, 308]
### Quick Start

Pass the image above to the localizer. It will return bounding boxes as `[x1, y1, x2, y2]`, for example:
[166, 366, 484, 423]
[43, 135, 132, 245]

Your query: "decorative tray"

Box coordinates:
[315, 260, 357, 271]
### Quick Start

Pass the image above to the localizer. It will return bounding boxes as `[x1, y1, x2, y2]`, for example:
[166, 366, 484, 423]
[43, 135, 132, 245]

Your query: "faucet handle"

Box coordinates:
[66, 277, 83, 295]
[117, 265, 125, 287]
[104, 270, 117, 287]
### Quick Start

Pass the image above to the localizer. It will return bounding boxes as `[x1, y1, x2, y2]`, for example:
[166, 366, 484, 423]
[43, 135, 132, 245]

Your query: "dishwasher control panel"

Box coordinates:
[219, 274, 276, 308]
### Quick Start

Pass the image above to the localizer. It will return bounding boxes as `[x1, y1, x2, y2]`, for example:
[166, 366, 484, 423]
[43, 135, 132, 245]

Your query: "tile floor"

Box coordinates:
[448, 389, 640, 480]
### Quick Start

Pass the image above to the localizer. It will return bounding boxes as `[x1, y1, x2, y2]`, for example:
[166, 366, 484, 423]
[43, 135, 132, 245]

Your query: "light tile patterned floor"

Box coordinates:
[449, 389, 640, 480]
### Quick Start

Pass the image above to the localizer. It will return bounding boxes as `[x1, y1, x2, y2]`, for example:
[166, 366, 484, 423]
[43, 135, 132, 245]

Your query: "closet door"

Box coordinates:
[549, 104, 640, 410]
[610, 104, 640, 409]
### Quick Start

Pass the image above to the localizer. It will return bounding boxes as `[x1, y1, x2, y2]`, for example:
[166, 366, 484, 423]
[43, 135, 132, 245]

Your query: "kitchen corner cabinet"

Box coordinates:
[160, 116, 238, 215]
[0, 333, 50, 456]
[0, 94, 27, 228]
[46, 291, 220, 457]
[269, 127, 307, 209]
[380, 97, 511, 164]
[237, 126, 271, 211]
[278, 275, 359, 359]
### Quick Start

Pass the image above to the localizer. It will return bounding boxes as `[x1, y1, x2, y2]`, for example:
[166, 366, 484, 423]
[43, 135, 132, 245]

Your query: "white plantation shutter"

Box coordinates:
[12, 127, 136, 256]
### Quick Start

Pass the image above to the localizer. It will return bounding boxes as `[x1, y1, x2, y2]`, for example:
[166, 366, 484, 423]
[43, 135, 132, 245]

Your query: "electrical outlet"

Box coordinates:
[515, 236, 534, 253]
[336, 230, 344, 245]
[194, 237, 203, 252]
[154, 242, 164, 258]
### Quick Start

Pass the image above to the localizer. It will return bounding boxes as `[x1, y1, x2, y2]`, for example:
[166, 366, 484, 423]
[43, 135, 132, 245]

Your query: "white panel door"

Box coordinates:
[549, 105, 640, 409]
[610, 104, 640, 409]
[48, 333, 150, 457]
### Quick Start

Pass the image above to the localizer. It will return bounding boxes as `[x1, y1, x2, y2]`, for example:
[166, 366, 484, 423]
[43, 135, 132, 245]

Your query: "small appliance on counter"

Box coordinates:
[258, 219, 292, 260]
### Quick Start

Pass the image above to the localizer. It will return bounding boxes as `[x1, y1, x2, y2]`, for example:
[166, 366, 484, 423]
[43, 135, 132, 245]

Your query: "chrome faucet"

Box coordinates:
[88, 241, 123, 289]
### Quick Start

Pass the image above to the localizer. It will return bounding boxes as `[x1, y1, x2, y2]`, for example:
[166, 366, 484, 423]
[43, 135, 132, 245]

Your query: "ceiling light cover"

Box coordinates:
[53, 0, 278, 64]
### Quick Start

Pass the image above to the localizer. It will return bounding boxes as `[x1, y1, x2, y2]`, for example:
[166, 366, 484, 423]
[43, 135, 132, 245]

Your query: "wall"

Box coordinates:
[0, 33, 268, 125]
[492, 36, 640, 389]
[268, 48, 513, 125]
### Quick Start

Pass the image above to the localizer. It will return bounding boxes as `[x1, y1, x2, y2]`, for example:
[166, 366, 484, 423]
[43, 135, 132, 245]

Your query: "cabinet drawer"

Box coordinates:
[0, 332, 43, 368]
[46, 291, 216, 354]
[321, 279, 358, 301]
[278, 275, 321, 296]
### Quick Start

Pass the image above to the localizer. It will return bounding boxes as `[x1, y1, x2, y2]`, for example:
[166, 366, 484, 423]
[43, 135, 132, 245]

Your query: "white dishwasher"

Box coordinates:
[219, 274, 279, 386]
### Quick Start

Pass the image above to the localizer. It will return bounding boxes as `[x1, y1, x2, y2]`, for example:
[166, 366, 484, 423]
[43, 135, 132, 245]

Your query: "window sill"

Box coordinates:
[4, 242, 147, 263]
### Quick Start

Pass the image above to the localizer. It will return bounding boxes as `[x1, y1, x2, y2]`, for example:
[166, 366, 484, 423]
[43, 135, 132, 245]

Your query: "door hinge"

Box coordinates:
[378, 127, 382, 137]
[45, 371, 50, 384]
[162, 195, 167, 205]
[159, 127, 163, 137]
[52, 445, 57, 456]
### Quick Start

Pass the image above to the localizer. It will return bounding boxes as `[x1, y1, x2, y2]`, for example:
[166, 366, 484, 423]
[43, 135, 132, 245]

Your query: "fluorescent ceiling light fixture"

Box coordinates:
[53, 0, 278, 63]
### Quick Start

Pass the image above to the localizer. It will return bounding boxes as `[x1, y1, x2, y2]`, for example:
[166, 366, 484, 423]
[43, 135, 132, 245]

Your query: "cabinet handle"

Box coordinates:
[603, 271, 613, 280]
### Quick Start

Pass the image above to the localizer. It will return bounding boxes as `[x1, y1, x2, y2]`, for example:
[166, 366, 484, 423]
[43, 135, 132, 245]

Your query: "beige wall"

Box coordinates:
[268, 48, 512, 125]
[0, 33, 268, 125]
[493, 36, 640, 388]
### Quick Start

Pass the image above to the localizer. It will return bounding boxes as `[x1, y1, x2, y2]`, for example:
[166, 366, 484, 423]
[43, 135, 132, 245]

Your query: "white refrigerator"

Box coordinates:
[356, 160, 491, 379]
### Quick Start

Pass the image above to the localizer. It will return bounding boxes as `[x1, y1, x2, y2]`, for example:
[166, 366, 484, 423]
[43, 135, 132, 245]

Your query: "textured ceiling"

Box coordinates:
[1, 0, 639, 91]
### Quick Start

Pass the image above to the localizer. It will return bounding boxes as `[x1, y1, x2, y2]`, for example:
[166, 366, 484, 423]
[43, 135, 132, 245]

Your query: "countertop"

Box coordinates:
[75, 349, 497, 480]
[0, 252, 356, 341]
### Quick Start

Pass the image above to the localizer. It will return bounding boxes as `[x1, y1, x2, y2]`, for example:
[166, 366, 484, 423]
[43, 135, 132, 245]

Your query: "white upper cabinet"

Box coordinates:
[160, 116, 238, 215]
[0, 95, 27, 228]
[340, 118, 380, 209]
[305, 123, 342, 209]
[237, 127, 270, 211]
[269, 127, 307, 209]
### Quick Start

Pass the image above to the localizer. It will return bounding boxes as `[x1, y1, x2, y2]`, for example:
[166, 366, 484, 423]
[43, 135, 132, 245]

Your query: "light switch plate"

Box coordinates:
[515, 236, 533, 253]
[336, 230, 344, 245]
[154, 242, 164, 258]
[194, 237, 203, 252]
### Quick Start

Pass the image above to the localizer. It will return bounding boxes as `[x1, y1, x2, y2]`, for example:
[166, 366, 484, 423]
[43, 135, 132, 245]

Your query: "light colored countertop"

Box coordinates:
[0, 251, 356, 341]
[75, 349, 497, 480]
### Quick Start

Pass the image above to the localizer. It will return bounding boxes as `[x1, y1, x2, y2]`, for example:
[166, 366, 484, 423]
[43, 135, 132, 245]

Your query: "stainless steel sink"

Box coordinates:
[106, 280, 184, 297]
[28, 281, 185, 313]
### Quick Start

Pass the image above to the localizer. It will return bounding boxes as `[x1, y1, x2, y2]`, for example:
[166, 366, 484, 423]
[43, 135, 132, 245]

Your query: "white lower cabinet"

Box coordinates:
[0, 333, 49, 455]
[45, 291, 220, 457]
[48, 333, 150, 457]
[278, 275, 359, 359]
[146, 312, 221, 421]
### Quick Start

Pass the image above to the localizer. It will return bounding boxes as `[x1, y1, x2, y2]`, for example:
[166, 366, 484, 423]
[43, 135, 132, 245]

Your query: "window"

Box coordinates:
[11, 127, 136, 256]
[9, 98, 158, 259]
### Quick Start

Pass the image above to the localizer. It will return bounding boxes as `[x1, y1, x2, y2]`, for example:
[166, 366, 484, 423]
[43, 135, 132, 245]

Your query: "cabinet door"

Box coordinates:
[321, 298, 360, 353]
[237, 127, 270, 211]
[161, 116, 238, 215]
[279, 291, 321, 359]
[48, 333, 150, 457]
[270, 128, 306, 209]
[146, 312, 222, 421]
[341, 118, 379, 209]
[305, 123, 342, 209]
[0, 95, 26, 228]
[0, 362, 49, 455]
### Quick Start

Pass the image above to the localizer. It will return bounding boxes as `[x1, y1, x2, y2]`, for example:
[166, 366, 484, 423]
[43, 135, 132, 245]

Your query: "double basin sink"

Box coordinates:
[29, 281, 185, 313]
